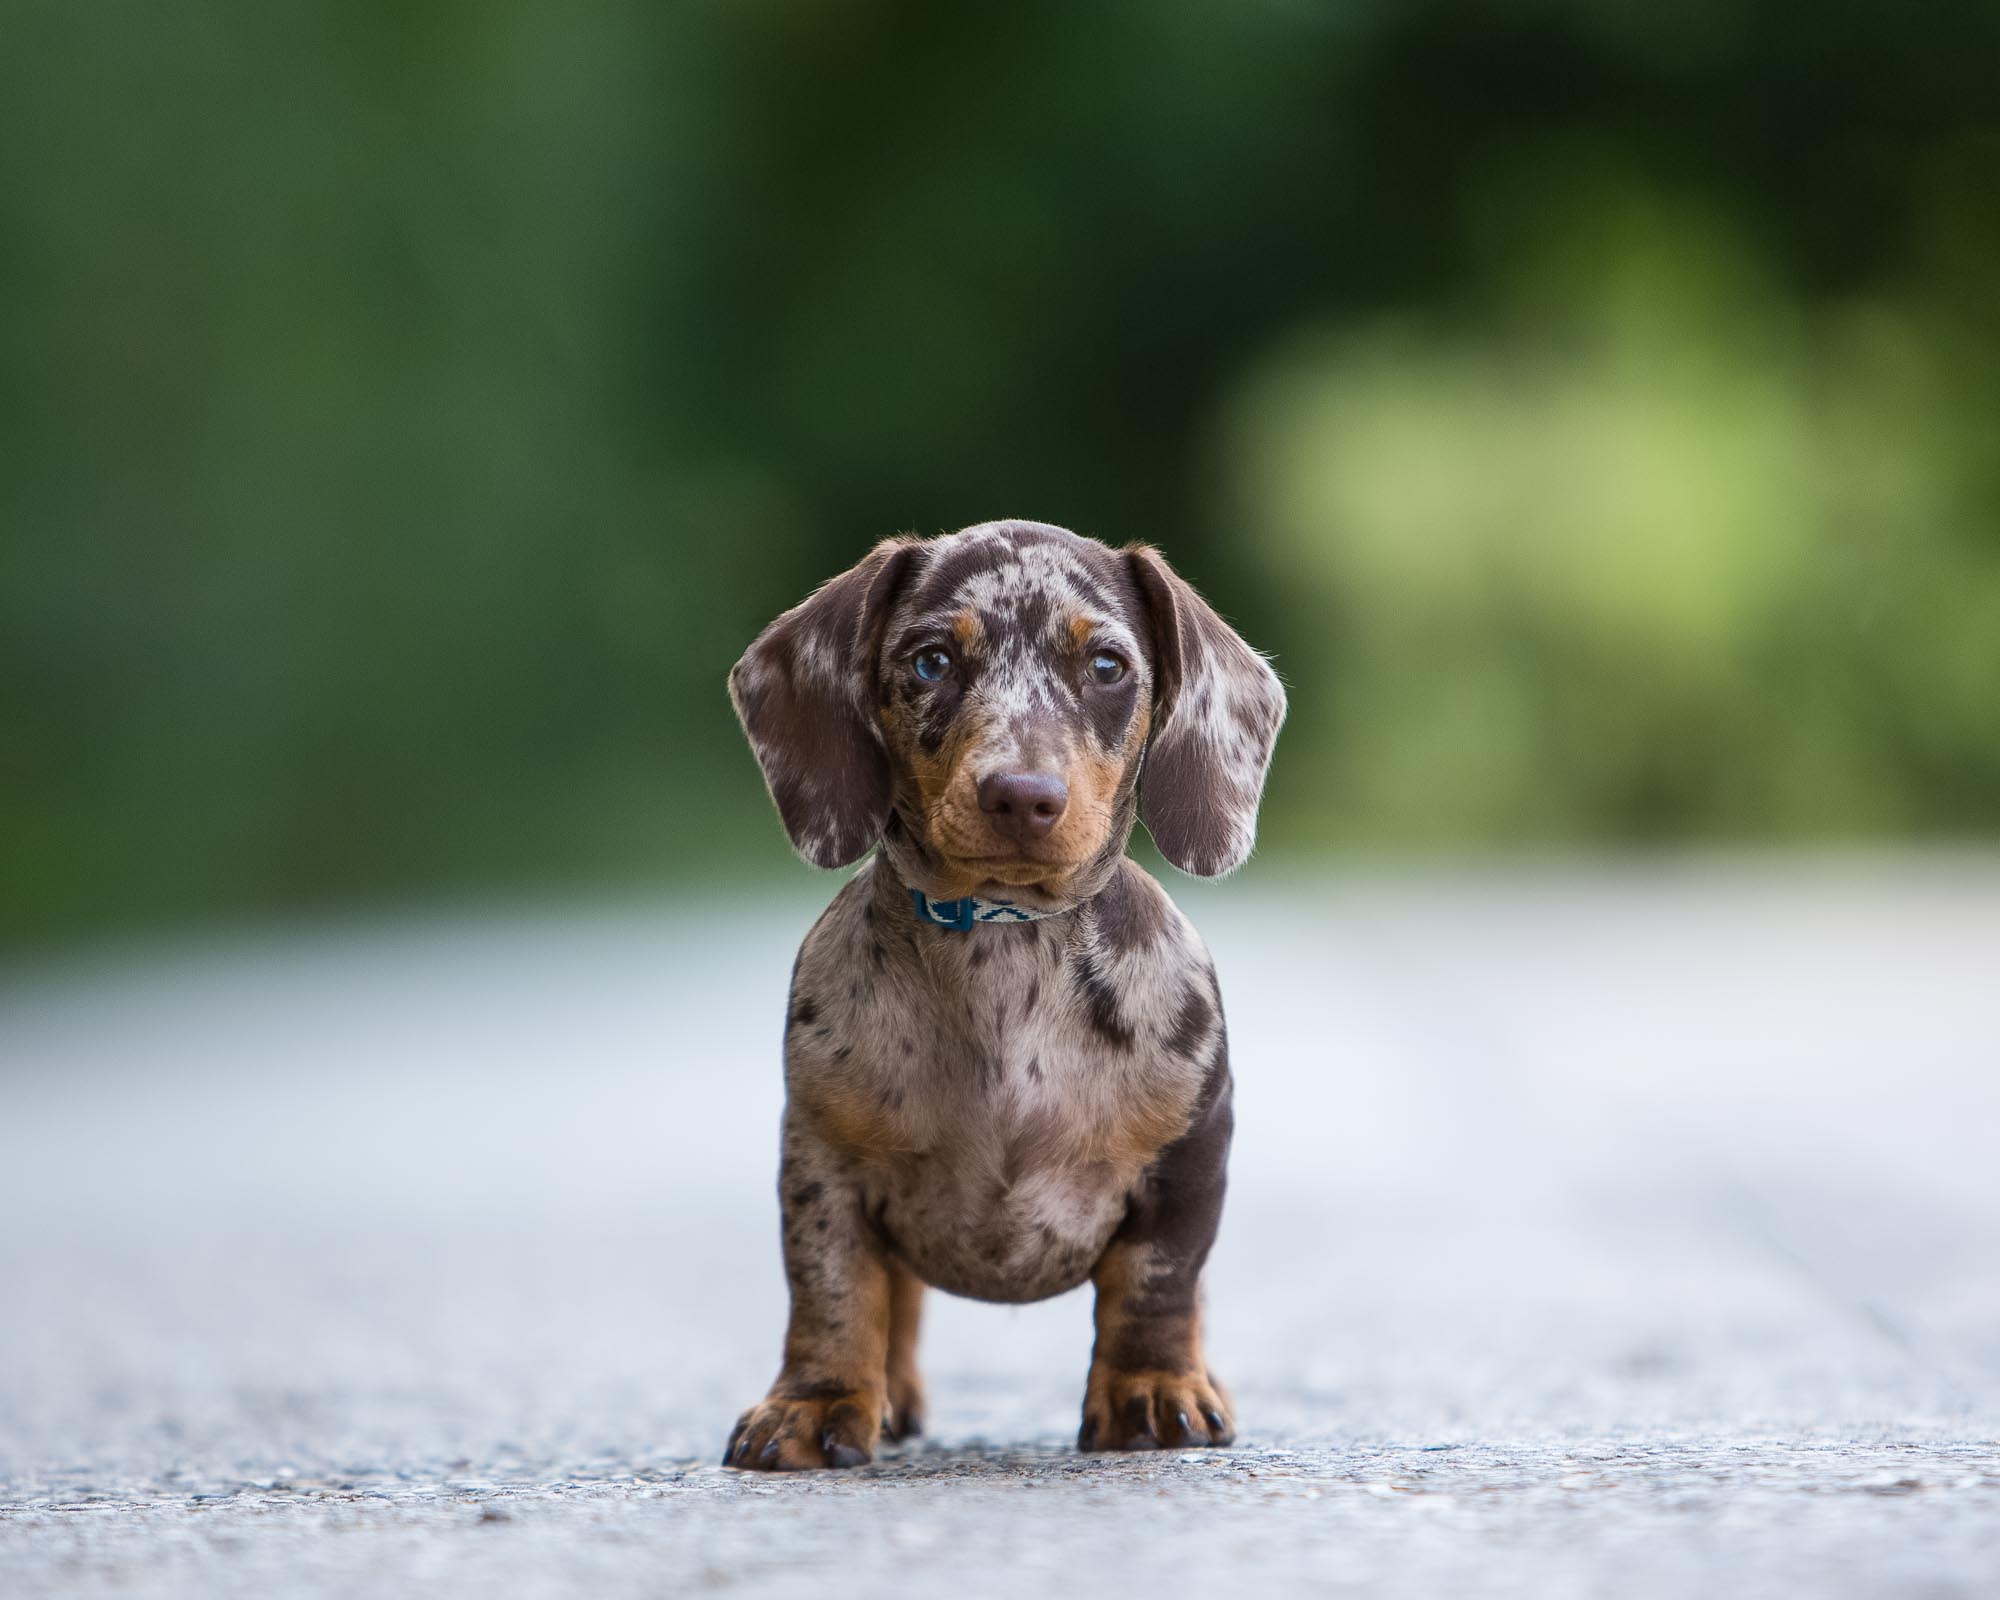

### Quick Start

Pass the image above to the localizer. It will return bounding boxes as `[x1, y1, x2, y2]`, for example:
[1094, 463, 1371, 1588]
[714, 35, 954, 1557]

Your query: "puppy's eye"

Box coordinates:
[912, 647, 954, 683]
[1086, 651, 1128, 686]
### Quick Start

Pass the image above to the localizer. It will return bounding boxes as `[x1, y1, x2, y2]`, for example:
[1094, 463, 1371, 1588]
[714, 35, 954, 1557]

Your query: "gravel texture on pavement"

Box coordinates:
[3, 861, 1997, 1597]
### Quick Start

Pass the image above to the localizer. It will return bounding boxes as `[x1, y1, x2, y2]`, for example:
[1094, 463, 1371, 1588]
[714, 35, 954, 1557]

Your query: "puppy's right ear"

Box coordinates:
[729, 539, 922, 869]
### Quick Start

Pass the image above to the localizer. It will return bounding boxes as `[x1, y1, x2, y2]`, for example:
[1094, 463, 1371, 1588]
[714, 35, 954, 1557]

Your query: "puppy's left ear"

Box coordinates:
[729, 539, 922, 869]
[1128, 545, 1287, 877]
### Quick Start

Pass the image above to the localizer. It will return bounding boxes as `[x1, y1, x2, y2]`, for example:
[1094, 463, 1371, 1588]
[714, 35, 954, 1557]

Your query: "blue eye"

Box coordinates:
[912, 648, 953, 682]
[1087, 651, 1128, 686]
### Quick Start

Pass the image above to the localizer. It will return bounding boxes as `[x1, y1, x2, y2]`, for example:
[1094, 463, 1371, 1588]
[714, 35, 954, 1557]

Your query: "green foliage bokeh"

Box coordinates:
[3, 1, 1997, 945]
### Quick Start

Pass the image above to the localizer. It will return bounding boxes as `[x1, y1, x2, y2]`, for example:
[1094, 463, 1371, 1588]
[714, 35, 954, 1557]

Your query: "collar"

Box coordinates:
[908, 888, 1064, 930]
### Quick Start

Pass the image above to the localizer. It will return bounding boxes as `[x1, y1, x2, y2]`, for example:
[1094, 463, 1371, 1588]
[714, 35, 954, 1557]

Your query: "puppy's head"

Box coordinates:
[730, 521, 1285, 901]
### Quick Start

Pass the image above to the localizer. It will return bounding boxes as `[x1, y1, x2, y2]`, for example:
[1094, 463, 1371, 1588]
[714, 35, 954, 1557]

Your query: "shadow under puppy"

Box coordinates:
[724, 519, 1285, 1470]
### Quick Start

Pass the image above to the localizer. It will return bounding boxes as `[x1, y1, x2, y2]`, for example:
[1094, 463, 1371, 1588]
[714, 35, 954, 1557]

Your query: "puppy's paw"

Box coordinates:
[724, 1384, 886, 1471]
[883, 1368, 926, 1443]
[1076, 1365, 1235, 1452]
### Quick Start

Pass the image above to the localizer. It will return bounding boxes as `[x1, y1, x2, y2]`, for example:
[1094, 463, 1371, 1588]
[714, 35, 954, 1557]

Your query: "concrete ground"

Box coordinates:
[2, 859, 1997, 1598]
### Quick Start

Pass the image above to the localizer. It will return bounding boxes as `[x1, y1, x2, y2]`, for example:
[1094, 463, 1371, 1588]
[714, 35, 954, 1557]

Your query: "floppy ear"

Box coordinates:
[1128, 545, 1287, 877]
[729, 539, 921, 868]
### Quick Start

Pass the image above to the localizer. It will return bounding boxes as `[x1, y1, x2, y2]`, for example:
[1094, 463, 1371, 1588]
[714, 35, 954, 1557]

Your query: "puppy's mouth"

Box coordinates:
[920, 847, 1092, 899]
[950, 852, 1077, 883]
[919, 787, 1108, 892]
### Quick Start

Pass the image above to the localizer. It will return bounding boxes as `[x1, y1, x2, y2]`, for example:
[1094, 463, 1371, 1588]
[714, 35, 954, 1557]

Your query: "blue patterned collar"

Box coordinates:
[908, 888, 1063, 930]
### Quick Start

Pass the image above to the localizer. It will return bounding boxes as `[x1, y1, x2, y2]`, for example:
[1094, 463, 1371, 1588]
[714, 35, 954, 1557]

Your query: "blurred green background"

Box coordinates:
[5, 0, 1998, 950]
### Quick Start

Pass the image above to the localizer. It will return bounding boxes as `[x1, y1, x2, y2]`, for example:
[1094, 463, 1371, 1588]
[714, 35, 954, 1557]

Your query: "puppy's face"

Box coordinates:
[874, 527, 1154, 901]
[730, 520, 1286, 895]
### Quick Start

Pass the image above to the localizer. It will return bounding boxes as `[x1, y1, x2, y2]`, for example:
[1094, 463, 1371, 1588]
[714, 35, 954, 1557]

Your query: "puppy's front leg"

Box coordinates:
[1078, 1058, 1237, 1451]
[884, 1257, 926, 1441]
[725, 1118, 892, 1471]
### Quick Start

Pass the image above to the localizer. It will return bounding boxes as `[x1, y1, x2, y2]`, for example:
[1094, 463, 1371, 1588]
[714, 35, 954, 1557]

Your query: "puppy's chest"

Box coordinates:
[861, 947, 1153, 1298]
[787, 900, 1218, 1301]
[870, 940, 1163, 1144]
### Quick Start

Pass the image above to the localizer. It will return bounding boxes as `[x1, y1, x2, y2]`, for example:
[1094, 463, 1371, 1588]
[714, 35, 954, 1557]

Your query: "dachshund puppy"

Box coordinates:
[724, 519, 1285, 1470]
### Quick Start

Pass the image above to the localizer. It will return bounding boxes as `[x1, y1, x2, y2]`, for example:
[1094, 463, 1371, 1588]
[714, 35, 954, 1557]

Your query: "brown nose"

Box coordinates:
[977, 771, 1069, 842]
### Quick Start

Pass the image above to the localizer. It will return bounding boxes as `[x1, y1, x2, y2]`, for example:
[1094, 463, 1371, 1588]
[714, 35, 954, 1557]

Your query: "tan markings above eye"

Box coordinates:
[1067, 615, 1099, 650]
[951, 611, 984, 649]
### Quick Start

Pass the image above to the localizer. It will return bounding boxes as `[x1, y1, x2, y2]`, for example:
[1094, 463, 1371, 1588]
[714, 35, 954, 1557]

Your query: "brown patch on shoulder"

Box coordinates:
[795, 1079, 913, 1160]
[1099, 1093, 1199, 1175]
